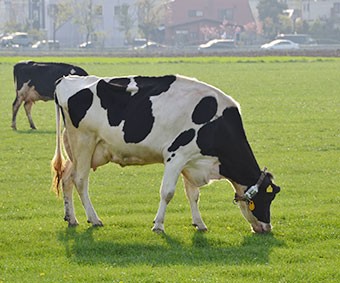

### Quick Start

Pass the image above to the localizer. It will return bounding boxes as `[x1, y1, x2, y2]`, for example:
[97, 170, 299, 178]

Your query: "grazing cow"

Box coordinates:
[52, 74, 280, 234]
[12, 61, 88, 130]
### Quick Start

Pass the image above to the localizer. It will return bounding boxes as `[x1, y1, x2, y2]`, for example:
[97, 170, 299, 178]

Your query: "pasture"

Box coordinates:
[0, 56, 339, 282]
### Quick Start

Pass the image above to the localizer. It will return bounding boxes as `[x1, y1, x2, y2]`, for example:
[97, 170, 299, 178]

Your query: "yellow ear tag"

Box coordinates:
[248, 201, 255, 211]
[266, 186, 273, 193]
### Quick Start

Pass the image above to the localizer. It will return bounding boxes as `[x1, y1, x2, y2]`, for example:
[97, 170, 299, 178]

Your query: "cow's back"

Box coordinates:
[14, 61, 88, 99]
[56, 75, 240, 168]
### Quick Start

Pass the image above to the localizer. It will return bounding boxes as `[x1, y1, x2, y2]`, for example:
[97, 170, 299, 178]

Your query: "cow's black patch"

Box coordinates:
[168, 129, 196, 152]
[96, 75, 176, 143]
[68, 88, 93, 128]
[197, 107, 260, 186]
[192, 96, 218, 124]
[97, 79, 130, 126]
[134, 75, 177, 97]
[123, 98, 155, 143]
[108, 77, 131, 88]
[124, 76, 176, 143]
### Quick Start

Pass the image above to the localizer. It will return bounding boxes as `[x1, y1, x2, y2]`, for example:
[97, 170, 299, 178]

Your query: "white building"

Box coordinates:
[301, 0, 340, 22]
[0, 0, 139, 47]
[0, 0, 30, 32]
[45, 0, 138, 48]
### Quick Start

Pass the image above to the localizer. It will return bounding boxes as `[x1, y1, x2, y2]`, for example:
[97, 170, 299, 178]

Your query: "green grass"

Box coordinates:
[0, 56, 339, 282]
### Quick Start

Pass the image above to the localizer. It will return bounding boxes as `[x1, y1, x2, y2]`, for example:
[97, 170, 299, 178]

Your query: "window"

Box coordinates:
[188, 10, 203, 17]
[94, 5, 102, 16]
[219, 9, 234, 21]
[333, 3, 340, 13]
[114, 6, 120, 16]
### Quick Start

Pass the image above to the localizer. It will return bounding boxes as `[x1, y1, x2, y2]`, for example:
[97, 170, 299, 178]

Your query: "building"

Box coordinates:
[3, 0, 338, 48]
[45, 0, 137, 48]
[301, 0, 340, 22]
[0, 0, 30, 32]
[0, 0, 138, 48]
[165, 0, 255, 45]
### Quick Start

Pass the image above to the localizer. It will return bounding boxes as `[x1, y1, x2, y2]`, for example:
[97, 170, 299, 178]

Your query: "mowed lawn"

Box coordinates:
[0, 56, 339, 282]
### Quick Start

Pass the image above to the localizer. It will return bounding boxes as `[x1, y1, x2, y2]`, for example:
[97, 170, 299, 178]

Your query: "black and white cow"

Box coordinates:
[52, 74, 280, 234]
[12, 61, 88, 130]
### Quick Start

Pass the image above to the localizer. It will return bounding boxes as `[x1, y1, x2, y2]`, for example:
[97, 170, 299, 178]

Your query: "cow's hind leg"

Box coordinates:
[183, 177, 207, 231]
[62, 160, 78, 226]
[11, 95, 23, 130]
[24, 101, 36, 129]
[71, 137, 103, 226]
[153, 164, 182, 233]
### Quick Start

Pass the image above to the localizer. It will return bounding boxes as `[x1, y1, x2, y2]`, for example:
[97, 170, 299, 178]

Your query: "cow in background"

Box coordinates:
[12, 61, 88, 130]
[52, 74, 280, 234]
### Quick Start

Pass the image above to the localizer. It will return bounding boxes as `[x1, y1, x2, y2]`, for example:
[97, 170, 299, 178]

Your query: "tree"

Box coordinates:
[136, 0, 168, 42]
[257, 0, 288, 38]
[117, 4, 136, 45]
[72, 0, 97, 43]
[48, 0, 73, 44]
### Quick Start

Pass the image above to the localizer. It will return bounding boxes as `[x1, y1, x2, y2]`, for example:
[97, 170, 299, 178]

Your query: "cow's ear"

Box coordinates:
[271, 184, 280, 194]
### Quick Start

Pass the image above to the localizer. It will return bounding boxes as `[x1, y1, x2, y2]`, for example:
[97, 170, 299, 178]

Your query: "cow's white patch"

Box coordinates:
[70, 68, 76, 75]
[127, 77, 139, 96]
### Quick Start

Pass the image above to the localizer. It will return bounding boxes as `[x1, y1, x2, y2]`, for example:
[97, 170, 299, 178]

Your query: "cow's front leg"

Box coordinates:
[152, 164, 181, 233]
[24, 101, 36, 129]
[183, 176, 207, 231]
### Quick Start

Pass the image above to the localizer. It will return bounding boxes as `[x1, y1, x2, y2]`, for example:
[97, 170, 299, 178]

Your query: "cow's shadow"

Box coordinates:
[15, 129, 55, 135]
[57, 226, 284, 266]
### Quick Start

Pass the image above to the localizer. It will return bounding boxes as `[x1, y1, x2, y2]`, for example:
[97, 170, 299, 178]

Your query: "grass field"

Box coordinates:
[0, 56, 339, 282]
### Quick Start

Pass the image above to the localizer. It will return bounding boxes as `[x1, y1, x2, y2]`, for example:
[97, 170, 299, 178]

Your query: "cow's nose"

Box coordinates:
[252, 222, 272, 233]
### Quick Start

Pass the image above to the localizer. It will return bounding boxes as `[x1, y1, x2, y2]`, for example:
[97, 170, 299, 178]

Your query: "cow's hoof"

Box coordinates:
[152, 223, 165, 234]
[93, 222, 104, 227]
[65, 216, 78, 227]
[152, 227, 165, 234]
[192, 223, 208, 232]
[88, 219, 103, 227]
[68, 222, 79, 228]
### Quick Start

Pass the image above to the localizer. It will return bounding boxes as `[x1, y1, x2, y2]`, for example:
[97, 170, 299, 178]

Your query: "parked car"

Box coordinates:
[134, 41, 167, 50]
[0, 32, 32, 47]
[261, 39, 299, 50]
[275, 34, 316, 45]
[31, 40, 60, 50]
[132, 38, 147, 48]
[79, 41, 94, 49]
[198, 39, 236, 50]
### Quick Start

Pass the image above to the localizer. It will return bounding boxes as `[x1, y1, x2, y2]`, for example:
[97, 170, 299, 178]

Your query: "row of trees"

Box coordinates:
[257, 0, 340, 41]
[201, 0, 340, 44]
[1, 0, 168, 45]
[2, 0, 340, 46]
[49, 0, 168, 45]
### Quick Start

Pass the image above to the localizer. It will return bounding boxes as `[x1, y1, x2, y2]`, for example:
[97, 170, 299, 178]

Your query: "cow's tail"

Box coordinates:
[51, 98, 66, 196]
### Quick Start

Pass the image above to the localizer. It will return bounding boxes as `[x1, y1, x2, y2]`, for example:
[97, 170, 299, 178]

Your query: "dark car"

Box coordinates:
[0, 32, 32, 47]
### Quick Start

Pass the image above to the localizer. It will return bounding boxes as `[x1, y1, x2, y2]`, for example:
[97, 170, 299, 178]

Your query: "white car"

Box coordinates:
[261, 39, 299, 50]
[198, 39, 236, 50]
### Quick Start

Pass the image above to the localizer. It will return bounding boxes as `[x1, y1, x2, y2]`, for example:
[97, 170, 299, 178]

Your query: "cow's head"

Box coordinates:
[233, 169, 280, 233]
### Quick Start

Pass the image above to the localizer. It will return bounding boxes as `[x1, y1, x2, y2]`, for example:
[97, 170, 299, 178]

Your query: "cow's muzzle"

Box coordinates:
[252, 221, 272, 234]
